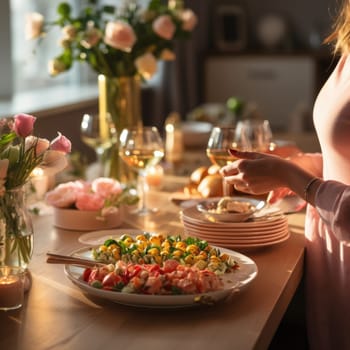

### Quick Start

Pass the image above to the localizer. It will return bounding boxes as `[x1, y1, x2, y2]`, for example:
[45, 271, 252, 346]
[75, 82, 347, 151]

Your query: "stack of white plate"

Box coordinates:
[180, 205, 290, 250]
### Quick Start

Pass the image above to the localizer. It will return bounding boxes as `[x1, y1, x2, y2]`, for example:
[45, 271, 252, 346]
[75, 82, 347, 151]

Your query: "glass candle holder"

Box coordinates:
[0, 266, 25, 311]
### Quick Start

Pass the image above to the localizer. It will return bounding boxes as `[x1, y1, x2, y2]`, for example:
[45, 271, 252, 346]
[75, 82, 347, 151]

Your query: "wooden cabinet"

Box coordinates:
[204, 54, 317, 132]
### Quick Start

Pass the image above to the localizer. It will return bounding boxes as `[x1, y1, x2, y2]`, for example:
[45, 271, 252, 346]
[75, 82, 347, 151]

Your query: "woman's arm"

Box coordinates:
[220, 149, 322, 206]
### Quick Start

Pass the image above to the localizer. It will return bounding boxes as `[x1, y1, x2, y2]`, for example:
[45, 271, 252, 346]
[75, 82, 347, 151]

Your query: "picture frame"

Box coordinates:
[213, 4, 247, 52]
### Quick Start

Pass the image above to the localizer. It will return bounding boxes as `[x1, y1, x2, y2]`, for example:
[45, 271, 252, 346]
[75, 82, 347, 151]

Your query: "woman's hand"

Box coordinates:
[220, 149, 289, 195]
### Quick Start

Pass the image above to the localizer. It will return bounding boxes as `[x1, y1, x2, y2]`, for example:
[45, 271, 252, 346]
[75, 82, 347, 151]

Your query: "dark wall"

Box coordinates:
[208, 0, 337, 53]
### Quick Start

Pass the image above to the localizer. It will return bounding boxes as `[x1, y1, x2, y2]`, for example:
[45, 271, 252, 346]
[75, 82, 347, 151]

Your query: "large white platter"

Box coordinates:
[64, 243, 258, 309]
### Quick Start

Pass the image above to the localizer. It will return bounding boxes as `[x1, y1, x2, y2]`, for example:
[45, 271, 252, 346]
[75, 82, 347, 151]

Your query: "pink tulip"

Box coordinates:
[50, 132, 71, 153]
[75, 192, 105, 211]
[13, 113, 36, 137]
[104, 21, 136, 52]
[152, 15, 176, 40]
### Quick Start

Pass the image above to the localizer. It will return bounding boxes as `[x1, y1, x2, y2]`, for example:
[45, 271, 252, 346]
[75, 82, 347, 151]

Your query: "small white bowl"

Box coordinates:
[53, 206, 125, 231]
[182, 121, 213, 148]
[197, 197, 266, 223]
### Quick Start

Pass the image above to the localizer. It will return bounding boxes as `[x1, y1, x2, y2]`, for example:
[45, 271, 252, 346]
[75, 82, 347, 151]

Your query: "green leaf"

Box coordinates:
[57, 2, 71, 18]
[102, 6, 115, 14]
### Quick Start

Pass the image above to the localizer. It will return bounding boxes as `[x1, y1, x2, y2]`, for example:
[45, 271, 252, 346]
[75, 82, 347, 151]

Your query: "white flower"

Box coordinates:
[40, 150, 68, 175]
[62, 25, 77, 40]
[25, 12, 44, 40]
[160, 49, 176, 61]
[179, 9, 198, 32]
[135, 53, 157, 80]
[48, 59, 67, 76]
[25, 136, 50, 156]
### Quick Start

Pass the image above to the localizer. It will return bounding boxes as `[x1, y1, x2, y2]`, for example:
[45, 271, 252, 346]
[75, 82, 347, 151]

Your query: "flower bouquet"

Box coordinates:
[45, 177, 138, 230]
[26, 0, 198, 79]
[0, 113, 71, 268]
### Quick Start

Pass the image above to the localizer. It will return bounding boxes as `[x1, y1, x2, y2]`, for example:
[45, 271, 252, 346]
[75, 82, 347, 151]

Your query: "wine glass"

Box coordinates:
[80, 113, 117, 176]
[206, 126, 251, 196]
[119, 126, 164, 215]
[235, 119, 273, 152]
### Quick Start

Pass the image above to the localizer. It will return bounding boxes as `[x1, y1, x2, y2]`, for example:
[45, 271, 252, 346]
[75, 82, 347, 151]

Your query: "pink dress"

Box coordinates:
[305, 54, 350, 349]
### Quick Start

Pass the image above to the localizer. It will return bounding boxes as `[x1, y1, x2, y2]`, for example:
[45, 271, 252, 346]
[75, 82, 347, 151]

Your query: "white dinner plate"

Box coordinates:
[181, 206, 287, 228]
[183, 228, 290, 246]
[64, 245, 258, 308]
[182, 223, 289, 242]
[181, 215, 288, 233]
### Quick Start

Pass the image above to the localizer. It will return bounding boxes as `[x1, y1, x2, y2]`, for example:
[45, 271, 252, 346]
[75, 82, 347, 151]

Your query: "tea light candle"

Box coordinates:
[0, 268, 24, 311]
[31, 167, 49, 199]
[146, 165, 164, 189]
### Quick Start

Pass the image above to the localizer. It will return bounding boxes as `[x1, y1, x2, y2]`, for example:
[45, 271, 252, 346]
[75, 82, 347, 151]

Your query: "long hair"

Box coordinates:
[324, 0, 350, 55]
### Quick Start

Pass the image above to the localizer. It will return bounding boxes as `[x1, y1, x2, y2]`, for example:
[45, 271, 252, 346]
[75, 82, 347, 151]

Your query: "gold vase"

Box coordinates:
[98, 74, 143, 182]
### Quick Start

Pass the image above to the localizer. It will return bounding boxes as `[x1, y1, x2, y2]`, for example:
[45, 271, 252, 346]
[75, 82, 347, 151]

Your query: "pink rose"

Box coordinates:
[81, 22, 102, 49]
[45, 182, 78, 208]
[179, 9, 198, 31]
[45, 181, 85, 208]
[135, 53, 157, 80]
[91, 177, 122, 198]
[104, 21, 136, 52]
[50, 132, 71, 153]
[75, 192, 105, 211]
[13, 113, 36, 137]
[152, 15, 176, 40]
[25, 12, 44, 40]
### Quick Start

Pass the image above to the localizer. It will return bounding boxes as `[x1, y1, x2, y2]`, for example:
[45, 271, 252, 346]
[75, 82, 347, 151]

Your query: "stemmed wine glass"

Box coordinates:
[119, 126, 164, 215]
[80, 113, 117, 176]
[206, 126, 251, 196]
[235, 119, 273, 152]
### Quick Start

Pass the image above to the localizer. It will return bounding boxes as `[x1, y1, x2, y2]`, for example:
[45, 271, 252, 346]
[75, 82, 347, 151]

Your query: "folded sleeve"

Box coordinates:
[315, 180, 350, 242]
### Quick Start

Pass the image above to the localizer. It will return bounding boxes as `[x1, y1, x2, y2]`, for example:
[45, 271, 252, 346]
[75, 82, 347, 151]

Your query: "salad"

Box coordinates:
[82, 259, 224, 295]
[80, 233, 240, 295]
[91, 233, 239, 275]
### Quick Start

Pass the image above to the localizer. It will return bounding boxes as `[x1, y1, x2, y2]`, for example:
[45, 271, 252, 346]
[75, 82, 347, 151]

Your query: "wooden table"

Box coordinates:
[0, 178, 306, 350]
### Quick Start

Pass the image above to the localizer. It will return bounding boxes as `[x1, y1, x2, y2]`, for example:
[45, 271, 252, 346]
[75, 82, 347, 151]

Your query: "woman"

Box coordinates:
[220, 2, 350, 349]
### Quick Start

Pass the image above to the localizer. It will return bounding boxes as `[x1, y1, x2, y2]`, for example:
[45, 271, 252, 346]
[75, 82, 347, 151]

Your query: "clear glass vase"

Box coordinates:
[98, 74, 143, 182]
[0, 187, 33, 269]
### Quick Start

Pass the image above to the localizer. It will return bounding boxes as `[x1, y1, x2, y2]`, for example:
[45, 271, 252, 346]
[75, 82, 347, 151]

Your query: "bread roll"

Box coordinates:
[197, 174, 223, 198]
[208, 164, 221, 175]
[190, 166, 209, 185]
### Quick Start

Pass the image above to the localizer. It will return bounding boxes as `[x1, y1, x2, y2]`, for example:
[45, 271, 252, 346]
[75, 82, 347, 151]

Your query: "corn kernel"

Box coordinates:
[175, 242, 186, 251]
[186, 244, 200, 255]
